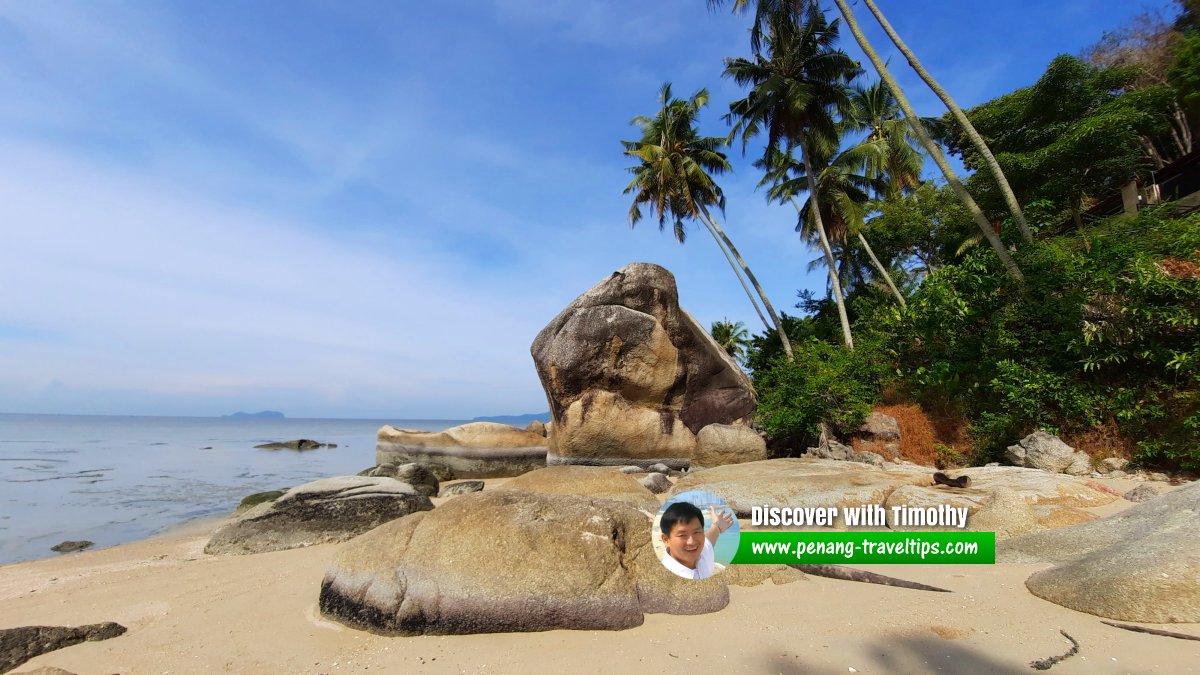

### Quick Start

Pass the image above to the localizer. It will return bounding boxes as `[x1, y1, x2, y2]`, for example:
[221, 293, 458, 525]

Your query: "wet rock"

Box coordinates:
[254, 439, 336, 450]
[234, 490, 287, 513]
[205, 476, 433, 555]
[0, 622, 126, 673]
[49, 541, 92, 554]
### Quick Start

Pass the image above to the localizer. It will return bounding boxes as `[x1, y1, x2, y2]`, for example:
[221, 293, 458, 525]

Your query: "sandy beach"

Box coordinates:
[3, 477, 1198, 675]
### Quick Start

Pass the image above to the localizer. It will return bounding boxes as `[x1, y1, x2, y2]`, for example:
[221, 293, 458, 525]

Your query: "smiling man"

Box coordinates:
[658, 501, 734, 580]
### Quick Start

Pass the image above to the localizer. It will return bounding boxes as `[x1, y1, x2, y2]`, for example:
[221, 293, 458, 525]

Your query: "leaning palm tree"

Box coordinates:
[827, 0, 1024, 282]
[857, 0, 1032, 243]
[723, 4, 862, 349]
[622, 83, 794, 361]
[710, 318, 752, 362]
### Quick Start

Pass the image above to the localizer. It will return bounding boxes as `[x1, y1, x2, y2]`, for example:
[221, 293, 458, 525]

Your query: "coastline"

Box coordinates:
[3, 475, 1198, 673]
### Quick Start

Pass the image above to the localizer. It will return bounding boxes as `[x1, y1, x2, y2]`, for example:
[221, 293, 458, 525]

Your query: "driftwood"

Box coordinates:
[1030, 630, 1079, 670]
[933, 472, 971, 488]
[789, 564, 952, 592]
[1101, 620, 1200, 642]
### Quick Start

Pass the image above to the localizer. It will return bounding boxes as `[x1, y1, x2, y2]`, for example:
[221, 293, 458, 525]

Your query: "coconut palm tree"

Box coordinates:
[710, 318, 752, 362]
[723, 4, 862, 348]
[857, 0, 1032, 243]
[622, 83, 794, 361]
[827, 0, 1025, 283]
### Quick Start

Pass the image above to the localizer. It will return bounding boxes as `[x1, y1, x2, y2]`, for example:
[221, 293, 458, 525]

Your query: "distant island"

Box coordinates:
[471, 412, 549, 426]
[223, 411, 285, 420]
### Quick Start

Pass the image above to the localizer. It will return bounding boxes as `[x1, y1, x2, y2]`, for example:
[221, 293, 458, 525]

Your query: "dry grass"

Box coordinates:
[1061, 423, 1137, 462]
[852, 403, 972, 467]
[1158, 256, 1200, 280]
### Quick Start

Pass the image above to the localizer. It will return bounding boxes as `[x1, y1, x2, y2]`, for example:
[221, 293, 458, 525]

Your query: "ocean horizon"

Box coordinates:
[0, 412, 472, 565]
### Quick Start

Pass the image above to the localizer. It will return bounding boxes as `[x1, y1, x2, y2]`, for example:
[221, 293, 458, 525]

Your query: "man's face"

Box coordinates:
[662, 517, 704, 569]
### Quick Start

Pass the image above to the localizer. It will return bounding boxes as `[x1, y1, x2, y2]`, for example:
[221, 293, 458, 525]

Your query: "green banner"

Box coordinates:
[730, 531, 996, 564]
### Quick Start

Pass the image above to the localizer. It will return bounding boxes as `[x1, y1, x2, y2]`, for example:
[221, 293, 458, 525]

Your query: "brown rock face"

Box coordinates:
[531, 263, 756, 468]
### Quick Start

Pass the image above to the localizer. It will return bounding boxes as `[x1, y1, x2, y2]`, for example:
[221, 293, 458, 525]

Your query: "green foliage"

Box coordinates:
[710, 319, 752, 363]
[886, 209, 1200, 468]
[944, 55, 1174, 220]
[752, 338, 888, 448]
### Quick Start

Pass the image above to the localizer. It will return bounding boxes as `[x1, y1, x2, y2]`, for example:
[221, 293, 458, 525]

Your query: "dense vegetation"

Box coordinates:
[628, 1, 1200, 471]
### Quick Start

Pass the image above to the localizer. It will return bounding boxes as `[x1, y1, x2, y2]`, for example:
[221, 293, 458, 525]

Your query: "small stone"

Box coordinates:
[638, 472, 671, 494]
[1100, 457, 1129, 473]
[1108, 470, 1127, 478]
[1148, 472, 1170, 482]
[619, 465, 646, 474]
[1122, 484, 1162, 503]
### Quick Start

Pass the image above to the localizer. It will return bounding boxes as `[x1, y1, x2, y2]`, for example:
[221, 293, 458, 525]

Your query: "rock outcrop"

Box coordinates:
[501, 465, 660, 511]
[1004, 431, 1091, 475]
[531, 263, 758, 469]
[0, 623, 126, 673]
[205, 476, 433, 555]
[376, 422, 547, 479]
[319, 490, 728, 635]
[999, 481, 1200, 622]
[670, 459, 1116, 526]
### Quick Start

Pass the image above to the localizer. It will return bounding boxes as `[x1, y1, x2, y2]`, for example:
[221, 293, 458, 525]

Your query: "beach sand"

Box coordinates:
[2, 477, 1198, 674]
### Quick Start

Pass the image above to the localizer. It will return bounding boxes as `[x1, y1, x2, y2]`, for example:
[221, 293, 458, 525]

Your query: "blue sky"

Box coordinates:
[0, 0, 1171, 418]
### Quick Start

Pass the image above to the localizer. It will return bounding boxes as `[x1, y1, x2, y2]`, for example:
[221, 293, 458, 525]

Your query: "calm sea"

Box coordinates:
[0, 413, 462, 565]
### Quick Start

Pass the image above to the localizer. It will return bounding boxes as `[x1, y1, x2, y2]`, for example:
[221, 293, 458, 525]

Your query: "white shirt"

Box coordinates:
[661, 538, 715, 579]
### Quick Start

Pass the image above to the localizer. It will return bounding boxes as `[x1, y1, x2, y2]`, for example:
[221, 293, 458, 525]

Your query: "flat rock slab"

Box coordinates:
[502, 465, 660, 512]
[438, 480, 484, 497]
[319, 490, 729, 635]
[1000, 481, 1200, 622]
[671, 458, 930, 521]
[376, 423, 547, 479]
[951, 466, 1117, 507]
[0, 622, 125, 673]
[205, 476, 433, 555]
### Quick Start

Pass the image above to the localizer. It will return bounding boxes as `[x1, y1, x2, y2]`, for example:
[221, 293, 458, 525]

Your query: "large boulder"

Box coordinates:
[318, 490, 728, 635]
[692, 423, 768, 468]
[501, 465, 660, 511]
[376, 422, 547, 479]
[999, 481, 1200, 622]
[1004, 431, 1091, 475]
[531, 263, 756, 468]
[858, 412, 900, 442]
[205, 476, 433, 555]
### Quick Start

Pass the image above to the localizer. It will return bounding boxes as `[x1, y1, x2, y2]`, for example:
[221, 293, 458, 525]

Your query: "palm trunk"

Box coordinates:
[858, 232, 906, 307]
[832, 0, 1024, 284]
[698, 207, 795, 362]
[698, 217, 771, 331]
[860, 0, 1032, 244]
[798, 145, 854, 350]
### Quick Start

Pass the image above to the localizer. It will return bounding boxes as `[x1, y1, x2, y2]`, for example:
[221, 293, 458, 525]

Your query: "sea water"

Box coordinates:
[0, 413, 462, 565]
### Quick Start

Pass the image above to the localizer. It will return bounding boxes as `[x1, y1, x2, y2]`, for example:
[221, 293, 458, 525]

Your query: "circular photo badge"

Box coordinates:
[653, 489, 740, 580]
